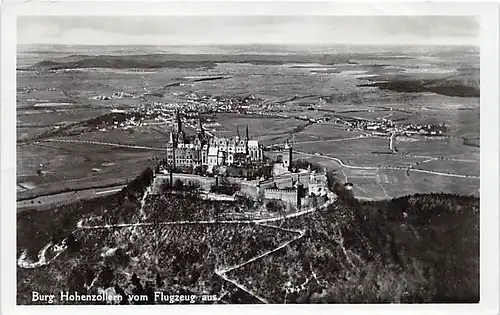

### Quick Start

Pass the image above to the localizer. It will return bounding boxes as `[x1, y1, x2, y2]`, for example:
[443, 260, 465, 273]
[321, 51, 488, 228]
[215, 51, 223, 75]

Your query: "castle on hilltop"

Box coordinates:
[166, 110, 264, 169]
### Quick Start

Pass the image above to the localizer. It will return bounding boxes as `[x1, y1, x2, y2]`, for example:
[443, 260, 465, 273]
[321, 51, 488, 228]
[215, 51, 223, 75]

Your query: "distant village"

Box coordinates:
[88, 89, 448, 140]
[331, 115, 448, 137]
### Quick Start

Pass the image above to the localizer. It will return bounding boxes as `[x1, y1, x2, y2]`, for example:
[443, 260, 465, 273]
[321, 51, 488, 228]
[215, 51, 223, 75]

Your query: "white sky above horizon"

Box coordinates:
[17, 16, 479, 46]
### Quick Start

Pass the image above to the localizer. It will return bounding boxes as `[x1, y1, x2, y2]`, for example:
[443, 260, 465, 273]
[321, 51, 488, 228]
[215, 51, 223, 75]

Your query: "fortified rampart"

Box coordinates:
[151, 169, 329, 207]
[152, 173, 215, 193]
[152, 173, 260, 196]
[263, 188, 298, 205]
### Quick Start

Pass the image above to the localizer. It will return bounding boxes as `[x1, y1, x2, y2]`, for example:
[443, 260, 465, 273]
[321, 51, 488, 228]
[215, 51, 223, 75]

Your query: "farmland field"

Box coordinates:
[416, 159, 480, 177]
[17, 141, 162, 200]
[395, 137, 479, 157]
[209, 113, 307, 144]
[294, 136, 391, 156]
[292, 123, 364, 142]
[63, 126, 170, 148]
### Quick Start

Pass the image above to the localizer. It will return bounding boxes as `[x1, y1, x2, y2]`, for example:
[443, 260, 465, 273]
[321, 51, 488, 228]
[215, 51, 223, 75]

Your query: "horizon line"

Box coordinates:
[18, 43, 480, 47]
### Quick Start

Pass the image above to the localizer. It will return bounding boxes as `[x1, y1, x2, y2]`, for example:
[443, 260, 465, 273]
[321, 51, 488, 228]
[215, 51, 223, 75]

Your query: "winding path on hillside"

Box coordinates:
[75, 206, 322, 230]
[215, 224, 307, 304]
[18, 182, 334, 303]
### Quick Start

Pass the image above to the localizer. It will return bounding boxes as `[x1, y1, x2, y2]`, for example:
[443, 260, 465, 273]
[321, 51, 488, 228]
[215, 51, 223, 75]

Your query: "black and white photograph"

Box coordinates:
[1, 1, 499, 313]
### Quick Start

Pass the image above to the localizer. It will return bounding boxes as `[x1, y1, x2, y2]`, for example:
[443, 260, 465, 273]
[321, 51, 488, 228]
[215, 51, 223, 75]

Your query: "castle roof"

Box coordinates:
[248, 140, 259, 147]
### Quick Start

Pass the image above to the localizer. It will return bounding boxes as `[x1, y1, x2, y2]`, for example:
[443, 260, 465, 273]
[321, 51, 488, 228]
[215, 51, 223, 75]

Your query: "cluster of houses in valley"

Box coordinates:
[333, 115, 448, 137]
[90, 91, 135, 100]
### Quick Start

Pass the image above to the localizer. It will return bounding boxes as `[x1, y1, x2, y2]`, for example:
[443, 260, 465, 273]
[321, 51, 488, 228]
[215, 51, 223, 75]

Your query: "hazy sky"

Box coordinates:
[18, 16, 479, 46]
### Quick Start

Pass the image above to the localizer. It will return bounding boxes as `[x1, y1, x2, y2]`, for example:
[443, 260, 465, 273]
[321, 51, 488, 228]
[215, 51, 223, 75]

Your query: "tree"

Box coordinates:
[67, 266, 86, 294]
[114, 284, 129, 305]
[64, 233, 81, 253]
[84, 266, 95, 287]
[266, 200, 284, 213]
[155, 273, 163, 288]
[187, 181, 201, 192]
[326, 170, 340, 190]
[333, 182, 355, 205]
[131, 273, 143, 292]
[145, 282, 155, 304]
[173, 179, 184, 190]
[193, 165, 203, 175]
[310, 194, 319, 208]
[160, 182, 171, 193]
[99, 265, 114, 288]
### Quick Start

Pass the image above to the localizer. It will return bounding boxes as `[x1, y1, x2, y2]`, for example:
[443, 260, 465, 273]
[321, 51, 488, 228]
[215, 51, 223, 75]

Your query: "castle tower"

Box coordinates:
[295, 175, 303, 208]
[169, 128, 175, 144]
[176, 109, 182, 134]
[168, 126, 177, 169]
[245, 125, 249, 155]
[283, 140, 293, 171]
[196, 118, 203, 134]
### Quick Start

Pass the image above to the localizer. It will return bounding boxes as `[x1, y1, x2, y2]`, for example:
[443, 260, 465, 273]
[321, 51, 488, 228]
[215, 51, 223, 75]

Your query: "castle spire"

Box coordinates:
[176, 109, 182, 134]
[237, 126, 240, 139]
[169, 126, 174, 144]
[246, 125, 249, 140]
[284, 139, 290, 149]
[197, 117, 203, 133]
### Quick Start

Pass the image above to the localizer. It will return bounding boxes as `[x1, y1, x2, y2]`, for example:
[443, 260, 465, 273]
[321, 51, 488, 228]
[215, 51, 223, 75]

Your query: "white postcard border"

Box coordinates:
[1, 1, 498, 315]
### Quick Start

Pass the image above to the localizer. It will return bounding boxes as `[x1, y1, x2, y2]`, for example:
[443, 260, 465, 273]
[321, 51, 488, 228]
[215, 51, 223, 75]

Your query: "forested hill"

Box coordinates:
[296, 191, 479, 303]
[218, 191, 479, 303]
[24, 53, 354, 71]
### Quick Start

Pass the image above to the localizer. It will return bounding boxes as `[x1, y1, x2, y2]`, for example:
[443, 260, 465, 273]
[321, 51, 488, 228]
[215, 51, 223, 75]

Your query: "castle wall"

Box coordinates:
[153, 174, 261, 198]
[151, 169, 331, 207]
[153, 173, 216, 192]
[264, 189, 298, 205]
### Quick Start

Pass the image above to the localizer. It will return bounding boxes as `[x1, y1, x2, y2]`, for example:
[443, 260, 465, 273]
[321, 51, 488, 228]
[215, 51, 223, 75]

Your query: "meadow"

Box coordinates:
[17, 142, 161, 200]
[208, 113, 306, 144]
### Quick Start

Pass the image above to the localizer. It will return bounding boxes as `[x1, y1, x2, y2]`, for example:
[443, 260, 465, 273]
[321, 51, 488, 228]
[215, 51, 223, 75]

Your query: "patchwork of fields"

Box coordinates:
[16, 47, 480, 203]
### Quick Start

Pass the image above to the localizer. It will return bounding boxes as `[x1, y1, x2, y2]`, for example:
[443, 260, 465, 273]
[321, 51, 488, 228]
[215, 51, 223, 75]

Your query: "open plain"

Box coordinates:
[17, 45, 479, 203]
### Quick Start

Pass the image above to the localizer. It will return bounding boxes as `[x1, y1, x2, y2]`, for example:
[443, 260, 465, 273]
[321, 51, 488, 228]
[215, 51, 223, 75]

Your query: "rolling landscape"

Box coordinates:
[17, 43, 480, 304]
